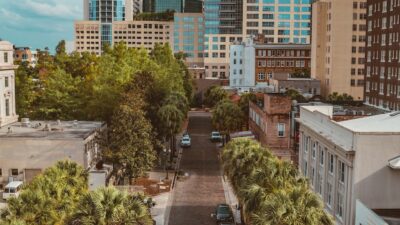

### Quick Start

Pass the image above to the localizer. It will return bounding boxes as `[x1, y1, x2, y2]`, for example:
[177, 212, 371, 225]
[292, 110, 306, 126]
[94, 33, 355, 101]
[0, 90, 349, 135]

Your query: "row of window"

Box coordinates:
[246, 0, 311, 4]
[247, 6, 311, 13]
[249, 108, 286, 137]
[257, 59, 309, 68]
[368, 14, 400, 31]
[0, 168, 19, 177]
[365, 96, 400, 111]
[368, 0, 400, 16]
[365, 82, 400, 97]
[367, 49, 400, 62]
[302, 135, 346, 219]
[257, 49, 309, 57]
[367, 31, 400, 46]
[366, 65, 400, 78]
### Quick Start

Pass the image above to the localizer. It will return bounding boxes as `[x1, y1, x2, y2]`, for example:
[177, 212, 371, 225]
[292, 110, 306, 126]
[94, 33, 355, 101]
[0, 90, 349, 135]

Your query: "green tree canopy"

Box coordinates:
[212, 100, 244, 135]
[204, 86, 228, 107]
[221, 139, 334, 225]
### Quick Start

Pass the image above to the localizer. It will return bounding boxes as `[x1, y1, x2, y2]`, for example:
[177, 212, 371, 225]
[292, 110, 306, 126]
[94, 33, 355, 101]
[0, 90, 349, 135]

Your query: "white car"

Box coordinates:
[2, 181, 23, 200]
[180, 135, 191, 148]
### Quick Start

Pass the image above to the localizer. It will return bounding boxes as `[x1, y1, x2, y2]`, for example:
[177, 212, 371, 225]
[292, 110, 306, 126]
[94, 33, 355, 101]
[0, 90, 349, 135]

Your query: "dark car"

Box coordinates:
[211, 204, 234, 224]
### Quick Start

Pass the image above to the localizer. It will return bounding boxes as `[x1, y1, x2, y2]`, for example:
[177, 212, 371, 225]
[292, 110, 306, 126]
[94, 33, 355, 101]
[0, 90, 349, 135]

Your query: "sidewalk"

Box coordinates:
[221, 175, 242, 224]
[150, 117, 189, 225]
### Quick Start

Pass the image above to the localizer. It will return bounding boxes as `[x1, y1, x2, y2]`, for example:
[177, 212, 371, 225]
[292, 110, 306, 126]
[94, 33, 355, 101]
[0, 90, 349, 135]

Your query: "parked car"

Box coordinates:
[210, 131, 222, 142]
[211, 204, 234, 223]
[180, 135, 191, 147]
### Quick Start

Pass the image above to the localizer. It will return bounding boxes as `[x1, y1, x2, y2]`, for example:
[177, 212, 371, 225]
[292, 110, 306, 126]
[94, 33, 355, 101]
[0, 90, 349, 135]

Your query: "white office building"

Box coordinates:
[297, 106, 400, 225]
[0, 40, 18, 128]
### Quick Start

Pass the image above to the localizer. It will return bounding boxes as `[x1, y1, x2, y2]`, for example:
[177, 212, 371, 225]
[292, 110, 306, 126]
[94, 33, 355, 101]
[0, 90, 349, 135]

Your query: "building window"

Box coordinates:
[4, 52, 8, 63]
[329, 153, 334, 174]
[337, 192, 344, 219]
[5, 99, 10, 116]
[5, 77, 9, 87]
[303, 161, 308, 176]
[0, 168, 2, 176]
[338, 160, 345, 183]
[11, 169, 18, 176]
[258, 72, 266, 80]
[320, 148, 325, 165]
[327, 182, 333, 207]
[277, 123, 285, 137]
[312, 142, 317, 159]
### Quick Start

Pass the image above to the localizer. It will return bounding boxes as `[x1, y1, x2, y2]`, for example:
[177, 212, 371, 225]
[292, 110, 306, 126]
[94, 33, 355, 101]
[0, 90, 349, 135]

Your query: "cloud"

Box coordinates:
[0, 0, 82, 51]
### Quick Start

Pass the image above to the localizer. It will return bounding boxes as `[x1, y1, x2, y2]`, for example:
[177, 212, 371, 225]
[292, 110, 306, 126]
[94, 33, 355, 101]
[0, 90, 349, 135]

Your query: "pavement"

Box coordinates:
[152, 111, 241, 225]
[167, 111, 227, 225]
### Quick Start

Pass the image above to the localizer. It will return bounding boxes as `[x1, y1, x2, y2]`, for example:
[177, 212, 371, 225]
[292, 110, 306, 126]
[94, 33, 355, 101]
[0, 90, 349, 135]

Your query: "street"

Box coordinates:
[167, 111, 226, 225]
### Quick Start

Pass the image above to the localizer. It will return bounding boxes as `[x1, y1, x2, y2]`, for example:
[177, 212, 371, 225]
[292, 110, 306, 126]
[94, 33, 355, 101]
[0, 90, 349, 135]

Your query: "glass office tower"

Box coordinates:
[85, 0, 127, 47]
[204, 0, 243, 35]
[154, 0, 183, 12]
[243, 0, 312, 44]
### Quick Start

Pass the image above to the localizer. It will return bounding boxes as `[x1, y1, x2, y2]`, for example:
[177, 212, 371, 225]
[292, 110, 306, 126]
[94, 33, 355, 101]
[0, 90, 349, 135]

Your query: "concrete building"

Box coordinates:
[364, 0, 400, 111]
[243, 0, 311, 44]
[203, 0, 243, 79]
[297, 105, 400, 225]
[249, 93, 295, 160]
[74, 20, 173, 55]
[229, 37, 311, 90]
[13, 47, 38, 68]
[0, 41, 18, 128]
[173, 13, 204, 68]
[311, 0, 367, 100]
[0, 120, 105, 188]
[270, 76, 320, 97]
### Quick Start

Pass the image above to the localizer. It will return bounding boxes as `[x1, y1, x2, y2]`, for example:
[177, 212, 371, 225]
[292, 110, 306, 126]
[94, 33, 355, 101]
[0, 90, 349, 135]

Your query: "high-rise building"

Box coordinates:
[243, 0, 311, 44]
[203, 0, 243, 79]
[174, 13, 205, 68]
[364, 0, 400, 111]
[311, 0, 367, 100]
[0, 40, 18, 128]
[154, 0, 183, 12]
[75, 20, 174, 55]
[76, 0, 173, 54]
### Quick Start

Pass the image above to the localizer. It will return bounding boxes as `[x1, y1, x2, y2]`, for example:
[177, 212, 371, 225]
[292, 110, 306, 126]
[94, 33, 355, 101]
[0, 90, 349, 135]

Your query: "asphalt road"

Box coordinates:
[167, 111, 226, 225]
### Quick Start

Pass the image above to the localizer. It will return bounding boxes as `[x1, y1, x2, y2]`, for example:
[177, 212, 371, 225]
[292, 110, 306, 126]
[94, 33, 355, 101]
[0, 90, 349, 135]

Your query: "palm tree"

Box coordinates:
[68, 187, 153, 225]
[158, 103, 184, 161]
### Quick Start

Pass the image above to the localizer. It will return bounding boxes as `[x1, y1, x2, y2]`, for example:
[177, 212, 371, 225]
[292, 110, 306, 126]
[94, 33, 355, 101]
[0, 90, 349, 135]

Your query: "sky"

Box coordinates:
[0, 0, 82, 52]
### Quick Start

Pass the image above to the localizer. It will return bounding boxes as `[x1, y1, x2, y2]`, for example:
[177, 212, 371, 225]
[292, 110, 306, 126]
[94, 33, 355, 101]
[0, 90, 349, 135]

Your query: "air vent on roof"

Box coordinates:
[389, 111, 400, 117]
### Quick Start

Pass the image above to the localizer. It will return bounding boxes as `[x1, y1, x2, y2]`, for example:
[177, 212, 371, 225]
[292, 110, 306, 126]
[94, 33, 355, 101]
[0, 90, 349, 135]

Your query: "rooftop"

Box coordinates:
[338, 112, 400, 133]
[0, 120, 104, 139]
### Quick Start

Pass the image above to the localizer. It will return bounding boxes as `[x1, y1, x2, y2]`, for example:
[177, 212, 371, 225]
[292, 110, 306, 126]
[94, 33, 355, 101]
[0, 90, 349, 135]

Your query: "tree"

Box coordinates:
[14, 62, 37, 118]
[212, 100, 244, 136]
[102, 93, 156, 181]
[285, 89, 307, 103]
[291, 68, 311, 78]
[238, 93, 257, 129]
[327, 92, 354, 103]
[204, 86, 228, 107]
[67, 187, 153, 225]
[221, 139, 334, 225]
[0, 161, 88, 225]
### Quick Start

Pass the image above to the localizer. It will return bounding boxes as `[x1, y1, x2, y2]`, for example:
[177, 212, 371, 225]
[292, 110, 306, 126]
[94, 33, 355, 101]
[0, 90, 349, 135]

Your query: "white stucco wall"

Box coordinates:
[353, 134, 400, 209]
[0, 138, 86, 185]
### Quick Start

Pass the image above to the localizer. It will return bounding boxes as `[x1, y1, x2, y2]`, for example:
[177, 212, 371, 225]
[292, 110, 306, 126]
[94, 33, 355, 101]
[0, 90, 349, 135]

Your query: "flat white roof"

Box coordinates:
[338, 112, 400, 133]
[5, 181, 23, 188]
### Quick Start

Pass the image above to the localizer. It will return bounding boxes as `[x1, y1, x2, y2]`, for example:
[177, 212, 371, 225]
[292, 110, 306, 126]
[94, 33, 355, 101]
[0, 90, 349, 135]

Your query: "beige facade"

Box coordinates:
[173, 13, 204, 68]
[311, 0, 367, 100]
[74, 20, 174, 55]
[297, 106, 400, 225]
[204, 34, 242, 79]
[0, 41, 18, 128]
[243, 0, 311, 44]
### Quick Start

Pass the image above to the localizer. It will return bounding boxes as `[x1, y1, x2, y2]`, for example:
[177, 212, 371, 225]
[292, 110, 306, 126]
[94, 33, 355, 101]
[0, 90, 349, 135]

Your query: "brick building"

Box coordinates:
[364, 0, 400, 111]
[249, 93, 295, 160]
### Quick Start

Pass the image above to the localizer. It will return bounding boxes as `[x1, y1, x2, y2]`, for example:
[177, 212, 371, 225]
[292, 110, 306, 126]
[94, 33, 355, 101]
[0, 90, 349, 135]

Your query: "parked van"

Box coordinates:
[2, 181, 23, 200]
